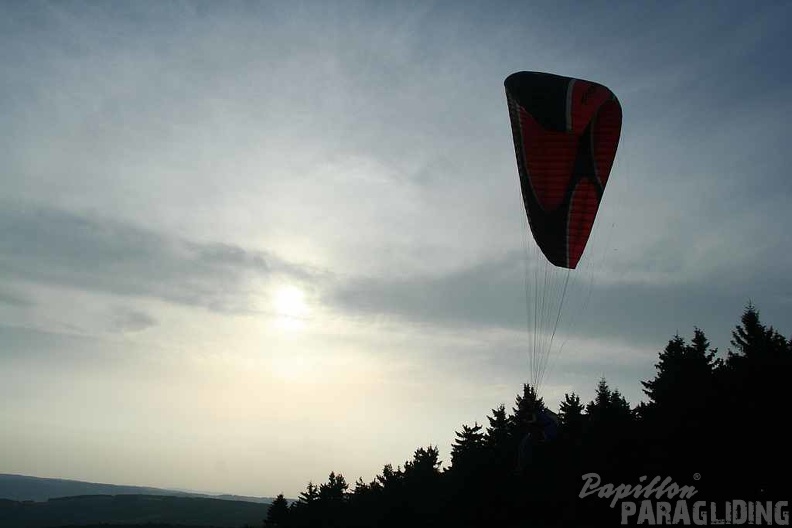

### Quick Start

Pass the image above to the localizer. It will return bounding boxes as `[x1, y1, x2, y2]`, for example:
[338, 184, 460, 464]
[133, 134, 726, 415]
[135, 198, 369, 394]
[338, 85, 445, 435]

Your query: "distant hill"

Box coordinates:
[0, 494, 271, 528]
[0, 474, 275, 504]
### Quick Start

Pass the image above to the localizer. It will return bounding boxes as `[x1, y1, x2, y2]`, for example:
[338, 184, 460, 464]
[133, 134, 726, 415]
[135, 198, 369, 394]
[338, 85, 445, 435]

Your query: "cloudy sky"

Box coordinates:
[2, 0, 791, 498]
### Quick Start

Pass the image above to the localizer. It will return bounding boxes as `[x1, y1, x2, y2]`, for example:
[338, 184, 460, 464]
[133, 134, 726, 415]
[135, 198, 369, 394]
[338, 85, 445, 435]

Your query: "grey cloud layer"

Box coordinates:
[0, 287, 32, 307]
[328, 250, 792, 355]
[0, 206, 298, 313]
[3, 203, 788, 355]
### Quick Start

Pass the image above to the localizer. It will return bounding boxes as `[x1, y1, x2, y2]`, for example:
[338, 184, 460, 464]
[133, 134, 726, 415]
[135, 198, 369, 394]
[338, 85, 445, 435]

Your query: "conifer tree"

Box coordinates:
[319, 472, 348, 502]
[298, 482, 319, 505]
[265, 493, 289, 527]
[485, 405, 510, 448]
[450, 423, 485, 468]
[558, 392, 585, 437]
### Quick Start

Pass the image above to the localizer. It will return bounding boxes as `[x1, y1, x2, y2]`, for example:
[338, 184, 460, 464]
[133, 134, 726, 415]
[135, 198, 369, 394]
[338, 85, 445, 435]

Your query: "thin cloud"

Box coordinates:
[0, 205, 317, 313]
[110, 308, 158, 334]
[0, 287, 32, 307]
[327, 244, 791, 354]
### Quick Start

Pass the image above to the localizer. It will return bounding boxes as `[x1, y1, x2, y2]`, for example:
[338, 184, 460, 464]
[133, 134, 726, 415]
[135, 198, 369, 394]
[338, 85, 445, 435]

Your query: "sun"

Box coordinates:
[273, 285, 308, 320]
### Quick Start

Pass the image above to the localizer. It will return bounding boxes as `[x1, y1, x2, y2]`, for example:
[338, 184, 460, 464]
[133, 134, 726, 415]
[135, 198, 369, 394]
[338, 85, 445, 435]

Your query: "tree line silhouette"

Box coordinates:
[265, 303, 791, 527]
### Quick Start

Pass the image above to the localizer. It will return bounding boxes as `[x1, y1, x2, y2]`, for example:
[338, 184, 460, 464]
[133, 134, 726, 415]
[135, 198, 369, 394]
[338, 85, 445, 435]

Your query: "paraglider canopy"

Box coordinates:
[505, 71, 622, 269]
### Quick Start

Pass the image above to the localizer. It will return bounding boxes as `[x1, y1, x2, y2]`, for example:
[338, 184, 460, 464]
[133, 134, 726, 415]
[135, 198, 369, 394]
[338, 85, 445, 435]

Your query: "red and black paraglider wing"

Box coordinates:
[505, 71, 622, 269]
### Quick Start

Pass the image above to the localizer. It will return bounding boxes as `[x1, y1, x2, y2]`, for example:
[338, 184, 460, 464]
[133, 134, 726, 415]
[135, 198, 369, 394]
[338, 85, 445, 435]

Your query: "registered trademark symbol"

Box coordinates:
[693, 473, 701, 480]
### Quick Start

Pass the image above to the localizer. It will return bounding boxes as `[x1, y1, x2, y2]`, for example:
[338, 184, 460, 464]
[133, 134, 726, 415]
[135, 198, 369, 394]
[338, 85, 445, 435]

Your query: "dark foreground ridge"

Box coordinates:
[0, 494, 270, 528]
[48, 525, 228, 528]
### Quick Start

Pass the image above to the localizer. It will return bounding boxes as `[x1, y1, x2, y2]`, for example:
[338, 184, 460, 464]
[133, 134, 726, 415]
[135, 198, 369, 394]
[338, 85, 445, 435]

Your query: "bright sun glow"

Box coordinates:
[272, 285, 309, 332]
[274, 285, 308, 317]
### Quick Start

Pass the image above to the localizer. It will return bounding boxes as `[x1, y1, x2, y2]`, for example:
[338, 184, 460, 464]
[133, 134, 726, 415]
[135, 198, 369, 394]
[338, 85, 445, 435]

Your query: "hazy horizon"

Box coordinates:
[2, 1, 791, 498]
